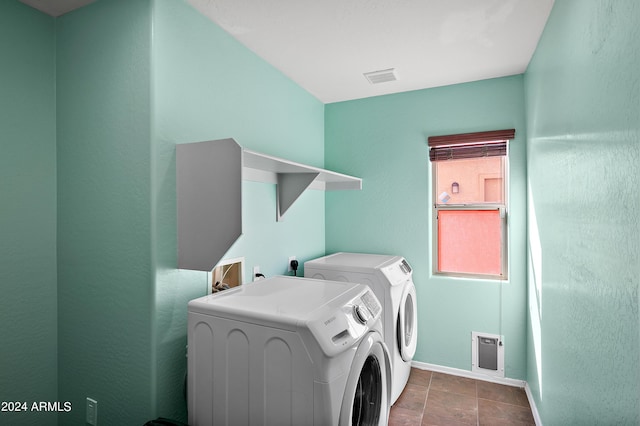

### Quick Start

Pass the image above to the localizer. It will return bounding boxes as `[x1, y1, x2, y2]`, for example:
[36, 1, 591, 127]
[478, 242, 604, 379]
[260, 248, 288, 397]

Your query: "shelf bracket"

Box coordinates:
[276, 172, 319, 221]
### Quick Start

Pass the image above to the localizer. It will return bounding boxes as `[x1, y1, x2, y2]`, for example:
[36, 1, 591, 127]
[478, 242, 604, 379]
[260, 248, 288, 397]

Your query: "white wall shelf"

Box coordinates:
[177, 138, 362, 271]
[242, 149, 362, 221]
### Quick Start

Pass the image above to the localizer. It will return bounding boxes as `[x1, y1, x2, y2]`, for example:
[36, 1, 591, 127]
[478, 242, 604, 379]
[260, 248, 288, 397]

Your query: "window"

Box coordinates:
[428, 129, 514, 279]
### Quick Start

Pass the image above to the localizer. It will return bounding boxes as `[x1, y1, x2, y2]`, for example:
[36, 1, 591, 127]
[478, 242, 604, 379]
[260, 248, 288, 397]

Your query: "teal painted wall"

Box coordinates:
[151, 1, 325, 420]
[524, 0, 640, 424]
[0, 2, 57, 425]
[56, 1, 154, 424]
[10, 0, 639, 424]
[325, 76, 528, 379]
[2, 0, 324, 423]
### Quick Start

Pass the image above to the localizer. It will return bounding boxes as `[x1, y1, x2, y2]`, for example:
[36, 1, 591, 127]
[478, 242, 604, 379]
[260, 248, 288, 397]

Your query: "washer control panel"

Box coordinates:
[307, 288, 382, 357]
[360, 289, 381, 318]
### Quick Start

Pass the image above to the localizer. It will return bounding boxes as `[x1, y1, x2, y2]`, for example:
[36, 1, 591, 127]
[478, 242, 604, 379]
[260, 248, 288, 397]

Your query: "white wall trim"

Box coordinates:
[524, 381, 543, 426]
[412, 360, 525, 387]
[411, 360, 542, 426]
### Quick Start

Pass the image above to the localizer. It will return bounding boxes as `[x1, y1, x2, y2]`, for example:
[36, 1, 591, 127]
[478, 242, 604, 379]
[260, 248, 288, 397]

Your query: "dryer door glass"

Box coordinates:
[398, 283, 418, 361]
[352, 355, 382, 425]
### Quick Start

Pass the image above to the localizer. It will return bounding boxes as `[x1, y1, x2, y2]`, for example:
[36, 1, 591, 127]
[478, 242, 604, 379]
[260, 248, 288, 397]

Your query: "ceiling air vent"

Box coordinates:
[363, 68, 397, 84]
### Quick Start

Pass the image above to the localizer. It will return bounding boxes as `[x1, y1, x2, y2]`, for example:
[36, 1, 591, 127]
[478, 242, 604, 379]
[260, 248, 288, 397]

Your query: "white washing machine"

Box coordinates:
[304, 253, 418, 404]
[187, 276, 392, 426]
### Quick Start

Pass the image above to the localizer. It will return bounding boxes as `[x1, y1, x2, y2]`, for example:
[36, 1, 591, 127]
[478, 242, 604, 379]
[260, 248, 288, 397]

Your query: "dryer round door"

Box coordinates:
[397, 282, 418, 361]
[339, 332, 391, 426]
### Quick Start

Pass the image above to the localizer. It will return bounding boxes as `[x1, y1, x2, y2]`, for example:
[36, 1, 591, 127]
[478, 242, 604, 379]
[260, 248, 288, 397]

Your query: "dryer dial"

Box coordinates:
[353, 305, 370, 324]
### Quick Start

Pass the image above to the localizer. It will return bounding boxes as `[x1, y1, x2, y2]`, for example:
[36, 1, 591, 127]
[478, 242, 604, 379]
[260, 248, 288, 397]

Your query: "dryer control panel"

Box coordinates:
[381, 258, 413, 286]
[307, 288, 382, 357]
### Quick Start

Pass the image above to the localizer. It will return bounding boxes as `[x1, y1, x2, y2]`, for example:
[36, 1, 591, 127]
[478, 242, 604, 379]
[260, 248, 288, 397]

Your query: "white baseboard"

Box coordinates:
[524, 381, 543, 426]
[411, 360, 542, 426]
[411, 360, 525, 387]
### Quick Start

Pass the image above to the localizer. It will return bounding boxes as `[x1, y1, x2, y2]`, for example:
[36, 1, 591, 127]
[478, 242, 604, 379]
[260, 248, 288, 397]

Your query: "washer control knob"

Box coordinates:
[353, 305, 370, 324]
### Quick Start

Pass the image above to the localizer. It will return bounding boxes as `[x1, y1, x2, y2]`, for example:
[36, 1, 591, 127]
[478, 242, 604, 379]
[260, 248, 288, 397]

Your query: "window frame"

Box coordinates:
[430, 139, 510, 281]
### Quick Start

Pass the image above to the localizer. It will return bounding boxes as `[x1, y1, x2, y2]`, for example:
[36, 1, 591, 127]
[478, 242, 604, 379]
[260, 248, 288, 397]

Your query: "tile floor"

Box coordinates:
[388, 368, 536, 426]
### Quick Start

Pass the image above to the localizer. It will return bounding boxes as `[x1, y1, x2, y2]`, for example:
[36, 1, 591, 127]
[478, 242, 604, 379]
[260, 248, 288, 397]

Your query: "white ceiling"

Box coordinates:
[21, 0, 554, 104]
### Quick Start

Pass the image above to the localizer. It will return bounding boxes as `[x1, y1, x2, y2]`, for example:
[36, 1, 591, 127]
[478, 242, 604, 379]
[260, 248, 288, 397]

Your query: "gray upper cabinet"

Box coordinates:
[177, 138, 243, 272]
[176, 138, 362, 271]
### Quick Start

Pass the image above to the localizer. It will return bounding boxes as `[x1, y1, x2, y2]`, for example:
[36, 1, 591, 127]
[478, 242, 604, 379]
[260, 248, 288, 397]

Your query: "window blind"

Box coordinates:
[428, 129, 515, 162]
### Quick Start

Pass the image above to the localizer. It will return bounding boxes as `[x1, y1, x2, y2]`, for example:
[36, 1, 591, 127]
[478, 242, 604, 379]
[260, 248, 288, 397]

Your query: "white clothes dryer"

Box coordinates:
[187, 276, 392, 426]
[304, 253, 418, 404]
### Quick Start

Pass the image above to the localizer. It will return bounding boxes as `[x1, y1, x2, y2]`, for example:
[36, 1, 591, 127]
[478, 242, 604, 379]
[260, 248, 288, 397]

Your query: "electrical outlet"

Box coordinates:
[288, 256, 296, 272]
[253, 266, 260, 281]
[86, 398, 97, 426]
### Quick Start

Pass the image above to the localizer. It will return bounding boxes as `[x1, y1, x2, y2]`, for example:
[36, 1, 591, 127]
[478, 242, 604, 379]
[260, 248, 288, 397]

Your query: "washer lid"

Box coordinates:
[189, 276, 355, 320]
[305, 252, 401, 270]
[306, 253, 412, 286]
[191, 275, 366, 318]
